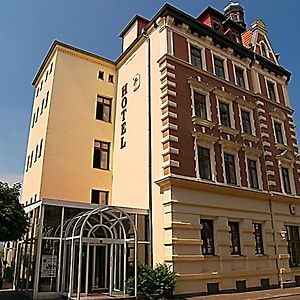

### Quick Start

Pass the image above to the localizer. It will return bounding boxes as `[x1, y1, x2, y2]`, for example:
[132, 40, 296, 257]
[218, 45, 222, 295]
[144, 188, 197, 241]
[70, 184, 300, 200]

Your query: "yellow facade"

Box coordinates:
[22, 43, 116, 204]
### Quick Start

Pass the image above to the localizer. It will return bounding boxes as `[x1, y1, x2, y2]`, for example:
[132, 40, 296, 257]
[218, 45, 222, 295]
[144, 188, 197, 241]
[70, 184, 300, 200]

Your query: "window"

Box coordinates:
[35, 108, 39, 123]
[45, 91, 49, 108]
[93, 141, 110, 170]
[198, 146, 212, 180]
[26, 156, 30, 172]
[91, 189, 109, 205]
[261, 43, 268, 57]
[232, 29, 241, 44]
[108, 74, 114, 83]
[40, 80, 43, 91]
[219, 101, 231, 127]
[224, 153, 237, 184]
[274, 121, 284, 144]
[267, 81, 276, 101]
[36, 88, 39, 98]
[45, 71, 48, 82]
[34, 144, 38, 162]
[282, 167, 292, 194]
[248, 159, 259, 189]
[98, 71, 104, 80]
[96, 96, 112, 122]
[194, 92, 207, 119]
[212, 16, 222, 32]
[30, 151, 34, 168]
[286, 225, 300, 267]
[38, 139, 43, 158]
[229, 222, 241, 255]
[49, 63, 53, 74]
[214, 57, 225, 79]
[190, 46, 202, 69]
[235, 67, 245, 88]
[41, 99, 45, 114]
[253, 223, 264, 254]
[32, 113, 36, 128]
[241, 110, 252, 134]
[200, 219, 215, 255]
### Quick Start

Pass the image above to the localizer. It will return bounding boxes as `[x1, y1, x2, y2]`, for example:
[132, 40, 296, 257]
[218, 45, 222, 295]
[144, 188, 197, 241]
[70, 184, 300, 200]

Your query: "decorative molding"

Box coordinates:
[219, 138, 242, 151]
[269, 108, 286, 121]
[192, 116, 216, 129]
[236, 98, 256, 110]
[162, 135, 178, 143]
[241, 133, 260, 143]
[218, 125, 239, 136]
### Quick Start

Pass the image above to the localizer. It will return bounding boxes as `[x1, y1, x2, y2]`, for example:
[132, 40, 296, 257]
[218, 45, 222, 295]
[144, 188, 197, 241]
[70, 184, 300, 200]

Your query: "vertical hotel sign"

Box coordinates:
[120, 83, 128, 149]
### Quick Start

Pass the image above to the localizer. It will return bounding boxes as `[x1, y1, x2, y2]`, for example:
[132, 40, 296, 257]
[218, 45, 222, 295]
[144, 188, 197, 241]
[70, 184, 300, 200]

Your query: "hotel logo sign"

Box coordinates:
[120, 83, 128, 149]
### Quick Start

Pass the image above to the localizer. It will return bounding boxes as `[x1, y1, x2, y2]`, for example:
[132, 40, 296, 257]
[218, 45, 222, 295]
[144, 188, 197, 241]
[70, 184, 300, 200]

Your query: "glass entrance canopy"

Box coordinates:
[12, 199, 149, 300]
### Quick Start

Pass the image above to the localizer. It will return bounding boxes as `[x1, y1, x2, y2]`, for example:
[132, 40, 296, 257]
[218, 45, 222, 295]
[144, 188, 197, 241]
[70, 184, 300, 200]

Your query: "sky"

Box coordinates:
[0, 0, 299, 186]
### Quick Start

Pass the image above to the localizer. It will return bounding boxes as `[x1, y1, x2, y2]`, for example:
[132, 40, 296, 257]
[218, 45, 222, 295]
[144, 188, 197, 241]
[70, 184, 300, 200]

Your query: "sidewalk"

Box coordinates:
[189, 287, 300, 299]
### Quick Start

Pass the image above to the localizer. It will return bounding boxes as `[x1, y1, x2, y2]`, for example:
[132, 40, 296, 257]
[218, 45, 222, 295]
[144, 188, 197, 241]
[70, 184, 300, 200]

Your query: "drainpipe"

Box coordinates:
[251, 54, 281, 287]
[144, 32, 153, 267]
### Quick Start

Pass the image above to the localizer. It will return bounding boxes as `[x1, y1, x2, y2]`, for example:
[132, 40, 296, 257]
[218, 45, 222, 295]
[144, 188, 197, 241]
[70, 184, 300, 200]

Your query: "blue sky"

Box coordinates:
[0, 0, 299, 185]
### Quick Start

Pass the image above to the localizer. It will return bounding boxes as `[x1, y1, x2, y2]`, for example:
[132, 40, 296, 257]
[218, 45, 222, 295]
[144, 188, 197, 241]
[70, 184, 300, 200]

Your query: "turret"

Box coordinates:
[224, 1, 246, 29]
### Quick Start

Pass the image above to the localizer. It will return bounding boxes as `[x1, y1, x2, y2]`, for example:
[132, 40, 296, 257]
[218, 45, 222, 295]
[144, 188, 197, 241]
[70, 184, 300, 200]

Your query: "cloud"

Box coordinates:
[0, 174, 23, 186]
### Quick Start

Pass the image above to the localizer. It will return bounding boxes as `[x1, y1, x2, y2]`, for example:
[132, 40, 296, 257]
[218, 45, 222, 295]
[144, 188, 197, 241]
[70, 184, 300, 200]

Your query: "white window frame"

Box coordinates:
[188, 41, 207, 71]
[191, 88, 211, 121]
[239, 106, 256, 136]
[211, 51, 229, 81]
[278, 162, 296, 196]
[259, 41, 269, 58]
[217, 97, 235, 129]
[272, 118, 287, 146]
[265, 77, 279, 103]
[245, 154, 262, 190]
[221, 147, 241, 186]
[194, 137, 217, 182]
[233, 62, 249, 90]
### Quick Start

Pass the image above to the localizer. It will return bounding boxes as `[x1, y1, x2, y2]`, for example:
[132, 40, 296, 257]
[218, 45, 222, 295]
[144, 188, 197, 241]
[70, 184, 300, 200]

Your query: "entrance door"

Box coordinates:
[91, 245, 109, 292]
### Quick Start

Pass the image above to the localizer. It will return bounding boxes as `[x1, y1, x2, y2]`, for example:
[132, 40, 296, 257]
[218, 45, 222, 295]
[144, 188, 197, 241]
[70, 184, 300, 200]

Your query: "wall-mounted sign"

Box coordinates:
[41, 255, 57, 278]
[120, 83, 128, 149]
[133, 74, 140, 92]
[289, 204, 297, 215]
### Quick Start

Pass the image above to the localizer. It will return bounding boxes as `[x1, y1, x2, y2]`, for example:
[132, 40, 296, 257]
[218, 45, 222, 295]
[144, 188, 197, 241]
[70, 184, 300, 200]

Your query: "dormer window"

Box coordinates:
[212, 16, 222, 32]
[260, 43, 268, 58]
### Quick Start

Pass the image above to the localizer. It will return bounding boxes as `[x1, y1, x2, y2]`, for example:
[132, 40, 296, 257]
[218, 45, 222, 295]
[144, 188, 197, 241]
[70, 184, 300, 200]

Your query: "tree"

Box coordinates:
[0, 182, 29, 241]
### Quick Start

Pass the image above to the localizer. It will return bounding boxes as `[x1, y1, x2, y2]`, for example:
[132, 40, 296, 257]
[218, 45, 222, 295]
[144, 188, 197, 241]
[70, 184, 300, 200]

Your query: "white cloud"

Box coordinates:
[0, 174, 23, 186]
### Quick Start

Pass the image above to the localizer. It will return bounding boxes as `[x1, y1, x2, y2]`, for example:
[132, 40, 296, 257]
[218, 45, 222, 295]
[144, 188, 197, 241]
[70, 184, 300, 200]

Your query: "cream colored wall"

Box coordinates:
[150, 26, 171, 265]
[21, 54, 57, 204]
[161, 185, 300, 294]
[39, 49, 116, 203]
[113, 24, 172, 264]
[112, 41, 149, 209]
[123, 21, 138, 51]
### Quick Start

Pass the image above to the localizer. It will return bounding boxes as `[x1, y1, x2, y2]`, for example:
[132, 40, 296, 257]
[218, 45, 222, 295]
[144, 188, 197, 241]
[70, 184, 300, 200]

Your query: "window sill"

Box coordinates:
[218, 125, 239, 136]
[192, 116, 216, 129]
[241, 133, 260, 143]
[275, 143, 289, 151]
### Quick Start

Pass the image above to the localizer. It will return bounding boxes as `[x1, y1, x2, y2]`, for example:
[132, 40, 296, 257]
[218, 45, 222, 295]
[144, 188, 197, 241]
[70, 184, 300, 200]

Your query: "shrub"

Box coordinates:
[127, 263, 176, 299]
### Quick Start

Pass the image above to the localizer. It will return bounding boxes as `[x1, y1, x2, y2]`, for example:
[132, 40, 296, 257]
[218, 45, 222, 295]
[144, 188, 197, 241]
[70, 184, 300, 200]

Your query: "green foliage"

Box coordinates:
[0, 182, 29, 241]
[127, 263, 176, 299]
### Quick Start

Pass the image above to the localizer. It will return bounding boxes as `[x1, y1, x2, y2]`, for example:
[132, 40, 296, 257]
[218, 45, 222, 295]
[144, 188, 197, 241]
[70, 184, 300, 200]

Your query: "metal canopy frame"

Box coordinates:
[63, 206, 138, 300]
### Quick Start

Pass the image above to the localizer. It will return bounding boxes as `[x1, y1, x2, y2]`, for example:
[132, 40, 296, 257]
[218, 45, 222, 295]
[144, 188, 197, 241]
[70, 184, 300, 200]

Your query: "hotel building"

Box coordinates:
[8, 2, 300, 299]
